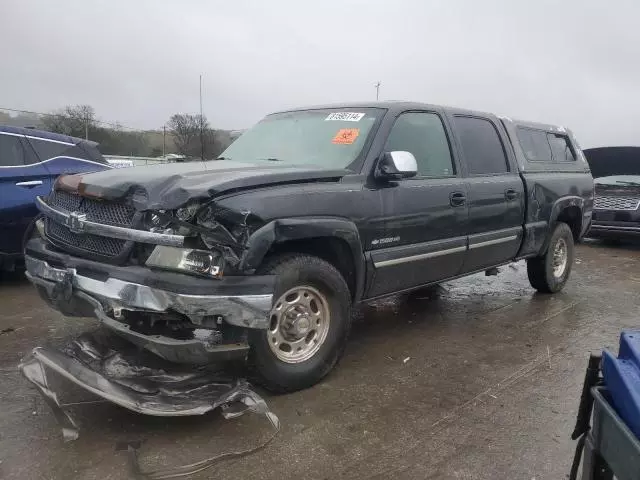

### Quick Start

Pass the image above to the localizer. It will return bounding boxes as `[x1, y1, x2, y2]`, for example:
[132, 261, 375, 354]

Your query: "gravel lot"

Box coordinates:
[1, 240, 639, 480]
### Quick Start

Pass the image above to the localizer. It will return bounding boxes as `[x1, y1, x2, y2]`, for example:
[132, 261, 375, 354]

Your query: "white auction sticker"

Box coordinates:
[325, 112, 365, 122]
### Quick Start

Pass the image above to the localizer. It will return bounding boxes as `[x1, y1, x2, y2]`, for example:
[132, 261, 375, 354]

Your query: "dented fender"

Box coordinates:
[536, 196, 585, 255]
[239, 217, 366, 301]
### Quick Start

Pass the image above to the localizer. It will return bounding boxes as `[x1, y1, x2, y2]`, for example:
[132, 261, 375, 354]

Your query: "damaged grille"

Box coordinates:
[45, 218, 127, 257]
[49, 190, 136, 226]
[44, 190, 137, 260]
[594, 195, 640, 211]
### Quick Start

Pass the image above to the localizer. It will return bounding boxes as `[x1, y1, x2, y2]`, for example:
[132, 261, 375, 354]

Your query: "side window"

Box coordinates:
[454, 116, 509, 175]
[0, 134, 25, 166]
[516, 127, 552, 162]
[547, 133, 576, 162]
[384, 112, 454, 177]
[27, 138, 73, 161]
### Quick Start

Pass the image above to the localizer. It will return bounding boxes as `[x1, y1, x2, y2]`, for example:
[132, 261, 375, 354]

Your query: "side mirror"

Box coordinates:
[375, 151, 417, 180]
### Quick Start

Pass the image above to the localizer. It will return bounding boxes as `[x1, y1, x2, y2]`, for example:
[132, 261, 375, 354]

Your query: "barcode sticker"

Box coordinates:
[325, 112, 365, 122]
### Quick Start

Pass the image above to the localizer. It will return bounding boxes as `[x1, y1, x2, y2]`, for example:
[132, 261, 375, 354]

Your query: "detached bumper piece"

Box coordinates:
[20, 331, 279, 478]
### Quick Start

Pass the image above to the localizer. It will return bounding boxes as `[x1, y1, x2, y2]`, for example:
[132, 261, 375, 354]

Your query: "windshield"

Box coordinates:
[219, 108, 383, 169]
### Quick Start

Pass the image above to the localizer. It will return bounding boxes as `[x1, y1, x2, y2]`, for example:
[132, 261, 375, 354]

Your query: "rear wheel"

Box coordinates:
[248, 253, 352, 393]
[527, 222, 574, 293]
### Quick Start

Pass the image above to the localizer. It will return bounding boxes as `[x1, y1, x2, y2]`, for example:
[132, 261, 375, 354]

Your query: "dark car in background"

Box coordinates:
[584, 147, 640, 239]
[0, 126, 110, 270]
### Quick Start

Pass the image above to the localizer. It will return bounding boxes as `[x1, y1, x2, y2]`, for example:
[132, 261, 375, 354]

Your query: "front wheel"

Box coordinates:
[527, 222, 575, 293]
[248, 254, 352, 392]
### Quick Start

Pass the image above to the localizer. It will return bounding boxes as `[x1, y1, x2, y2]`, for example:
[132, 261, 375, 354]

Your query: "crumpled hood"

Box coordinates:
[65, 160, 348, 210]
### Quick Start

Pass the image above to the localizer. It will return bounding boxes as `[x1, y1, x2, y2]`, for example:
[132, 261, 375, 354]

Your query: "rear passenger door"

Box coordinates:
[451, 115, 525, 273]
[367, 110, 468, 297]
[0, 133, 52, 255]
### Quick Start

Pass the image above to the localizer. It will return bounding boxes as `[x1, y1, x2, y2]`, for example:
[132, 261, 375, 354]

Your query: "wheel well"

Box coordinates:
[264, 237, 357, 299]
[556, 206, 582, 241]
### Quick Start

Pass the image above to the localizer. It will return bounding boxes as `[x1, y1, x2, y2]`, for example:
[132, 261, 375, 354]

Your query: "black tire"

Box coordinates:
[527, 222, 575, 293]
[248, 253, 352, 393]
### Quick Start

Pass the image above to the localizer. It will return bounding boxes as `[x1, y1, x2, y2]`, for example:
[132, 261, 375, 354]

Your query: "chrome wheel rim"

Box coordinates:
[267, 285, 331, 364]
[552, 238, 568, 278]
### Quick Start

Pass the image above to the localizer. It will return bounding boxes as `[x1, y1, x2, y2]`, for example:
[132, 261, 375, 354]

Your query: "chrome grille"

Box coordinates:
[594, 195, 640, 211]
[44, 190, 137, 259]
[45, 218, 127, 257]
[48, 190, 136, 227]
[48, 189, 82, 212]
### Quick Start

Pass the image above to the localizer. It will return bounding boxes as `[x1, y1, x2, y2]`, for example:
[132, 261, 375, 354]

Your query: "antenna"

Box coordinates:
[199, 74, 204, 161]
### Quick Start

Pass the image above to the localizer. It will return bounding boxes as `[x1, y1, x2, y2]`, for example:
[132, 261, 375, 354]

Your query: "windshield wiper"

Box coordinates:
[215, 156, 231, 160]
[257, 157, 282, 162]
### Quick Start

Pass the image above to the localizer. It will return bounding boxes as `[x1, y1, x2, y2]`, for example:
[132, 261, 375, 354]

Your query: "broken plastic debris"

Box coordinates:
[20, 330, 280, 476]
[19, 330, 278, 436]
[403, 357, 411, 364]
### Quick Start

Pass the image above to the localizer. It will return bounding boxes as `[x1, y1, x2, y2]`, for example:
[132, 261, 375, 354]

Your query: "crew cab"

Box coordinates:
[0, 126, 109, 270]
[24, 102, 593, 392]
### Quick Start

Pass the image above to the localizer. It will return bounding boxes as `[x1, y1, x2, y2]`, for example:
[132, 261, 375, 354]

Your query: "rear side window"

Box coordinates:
[547, 133, 576, 162]
[79, 142, 108, 163]
[0, 134, 25, 166]
[516, 128, 552, 162]
[28, 138, 73, 161]
[384, 112, 455, 177]
[454, 116, 509, 175]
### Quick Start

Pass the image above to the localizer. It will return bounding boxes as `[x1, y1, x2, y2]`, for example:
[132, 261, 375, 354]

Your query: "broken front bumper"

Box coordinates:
[25, 237, 274, 364]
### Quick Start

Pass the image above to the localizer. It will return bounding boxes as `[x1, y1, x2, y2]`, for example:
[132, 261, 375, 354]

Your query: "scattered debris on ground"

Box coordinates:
[19, 329, 279, 478]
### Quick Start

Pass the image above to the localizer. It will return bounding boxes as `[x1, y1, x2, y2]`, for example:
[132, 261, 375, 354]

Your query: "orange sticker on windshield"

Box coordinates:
[332, 128, 360, 145]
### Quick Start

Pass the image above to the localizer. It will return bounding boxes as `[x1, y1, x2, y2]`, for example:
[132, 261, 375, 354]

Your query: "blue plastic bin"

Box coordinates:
[602, 331, 640, 440]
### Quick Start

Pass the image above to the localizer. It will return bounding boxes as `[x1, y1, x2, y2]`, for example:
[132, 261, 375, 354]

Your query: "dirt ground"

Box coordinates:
[1, 240, 639, 480]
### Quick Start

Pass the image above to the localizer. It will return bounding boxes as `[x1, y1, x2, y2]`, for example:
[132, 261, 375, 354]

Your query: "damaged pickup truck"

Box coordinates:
[25, 102, 594, 392]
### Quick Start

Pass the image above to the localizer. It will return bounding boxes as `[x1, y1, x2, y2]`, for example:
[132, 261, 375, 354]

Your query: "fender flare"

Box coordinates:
[541, 195, 584, 253]
[239, 217, 366, 301]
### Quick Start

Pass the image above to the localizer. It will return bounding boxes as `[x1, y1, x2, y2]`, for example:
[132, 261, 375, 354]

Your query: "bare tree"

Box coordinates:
[42, 105, 96, 138]
[167, 113, 210, 158]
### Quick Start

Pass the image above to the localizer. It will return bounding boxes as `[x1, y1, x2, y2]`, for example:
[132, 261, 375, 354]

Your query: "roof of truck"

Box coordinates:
[274, 100, 494, 117]
[273, 101, 568, 132]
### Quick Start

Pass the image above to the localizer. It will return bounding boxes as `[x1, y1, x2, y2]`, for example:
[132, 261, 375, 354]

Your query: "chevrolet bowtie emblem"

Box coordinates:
[67, 212, 87, 233]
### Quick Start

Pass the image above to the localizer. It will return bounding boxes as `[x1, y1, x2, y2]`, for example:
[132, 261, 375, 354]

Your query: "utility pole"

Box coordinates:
[374, 81, 381, 101]
[162, 124, 166, 157]
[199, 74, 204, 161]
[85, 112, 89, 140]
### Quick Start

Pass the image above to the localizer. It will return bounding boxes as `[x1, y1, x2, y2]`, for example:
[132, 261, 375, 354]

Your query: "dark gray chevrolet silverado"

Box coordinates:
[25, 102, 594, 392]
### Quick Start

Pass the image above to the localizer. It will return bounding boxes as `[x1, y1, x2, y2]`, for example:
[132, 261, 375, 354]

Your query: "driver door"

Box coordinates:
[367, 111, 469, 298]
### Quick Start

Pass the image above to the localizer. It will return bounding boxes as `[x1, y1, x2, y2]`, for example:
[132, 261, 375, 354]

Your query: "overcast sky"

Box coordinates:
[2, 0, 639, 147]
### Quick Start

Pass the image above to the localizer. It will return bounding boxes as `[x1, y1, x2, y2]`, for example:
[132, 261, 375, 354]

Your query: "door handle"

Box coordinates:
[505, 189, 519, 201]
[450, 192, 466, 207]
[15, 180, 43, 187]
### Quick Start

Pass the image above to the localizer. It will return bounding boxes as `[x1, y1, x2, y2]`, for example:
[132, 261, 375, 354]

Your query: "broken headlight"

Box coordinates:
[144, 210, 172, 229]
[176, 203, 199, 222]
[145, 246, 223, 277]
